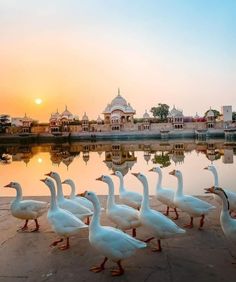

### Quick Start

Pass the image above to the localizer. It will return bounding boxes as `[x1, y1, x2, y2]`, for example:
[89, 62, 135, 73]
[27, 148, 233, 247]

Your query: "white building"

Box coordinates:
[221, 106, 232, 122]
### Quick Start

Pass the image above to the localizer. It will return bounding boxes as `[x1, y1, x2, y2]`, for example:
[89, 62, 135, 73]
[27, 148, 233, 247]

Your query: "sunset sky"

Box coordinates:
[0, 0, 235, 122]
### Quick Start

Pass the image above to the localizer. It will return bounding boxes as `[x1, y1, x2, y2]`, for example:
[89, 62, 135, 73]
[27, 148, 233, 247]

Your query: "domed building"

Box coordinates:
[167, 106, 184, 129]
[103, 89, 136, 131]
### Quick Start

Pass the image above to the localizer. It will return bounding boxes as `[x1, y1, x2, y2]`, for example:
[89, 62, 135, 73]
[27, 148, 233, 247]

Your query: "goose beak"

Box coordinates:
[40, 178, 46, 183]
[110, 172, 115, 176]
[61, 180, 66, 184]
[45, 172, 52, 177]
[149, 168, 154, 172]
[79, 191, 87, 197]
[131, 172, 139, 178]
[4, 183, 12, 188]
[96, 176, 103, 181]
[204, 187, 215, 194]
[169, 170, 175, 175]
[203, 167, 208, 170]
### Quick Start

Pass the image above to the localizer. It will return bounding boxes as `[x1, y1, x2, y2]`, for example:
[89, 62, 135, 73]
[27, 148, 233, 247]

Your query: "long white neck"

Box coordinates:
[211, 169, 219, 186]
[140, 176, 150, 212]
[54, 174, 64, 200]
[219, 192, 230, 213]
[48, 183, 59, 211]
[118, 174, 125, 193]
[176, 173, 183, 196]
[106, 178, 116, 210]
[14, 184, 23, 202]
[68, 181, 76, 199]
[155, 171, 162, 192]
[90, 196, 101, 232]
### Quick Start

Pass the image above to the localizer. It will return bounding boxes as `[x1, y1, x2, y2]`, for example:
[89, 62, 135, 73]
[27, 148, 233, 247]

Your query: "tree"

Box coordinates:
[152, 152, 171, 168]
[204, 109, 220, 118]
[150, 103, 169, 121]
[232, 112, 236, 122]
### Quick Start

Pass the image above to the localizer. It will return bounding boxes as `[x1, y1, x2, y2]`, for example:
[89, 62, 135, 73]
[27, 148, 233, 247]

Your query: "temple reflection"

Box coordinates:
[0, 139, 236, 168]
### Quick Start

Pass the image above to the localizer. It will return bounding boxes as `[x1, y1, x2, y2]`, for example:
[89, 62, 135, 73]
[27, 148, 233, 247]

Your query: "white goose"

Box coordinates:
[61, 179, 94, 211]
[4, 182, 48, 232]
[82, 190, 146, 276]
[41, 178, 88, 250]
[169, 170, 215, 229]
[112, 171, 142, 209]
[132, 173, 185, 251]
[46, 172, 93, 221]
[205, 186, 236, 242]
[150, 167, 178, 219]
[204, 165, 236, 215]
[97, 175, 141, 237]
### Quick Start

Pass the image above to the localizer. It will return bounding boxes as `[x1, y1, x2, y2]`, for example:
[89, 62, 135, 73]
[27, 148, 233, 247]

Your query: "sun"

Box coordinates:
[35, 98, 43, 105]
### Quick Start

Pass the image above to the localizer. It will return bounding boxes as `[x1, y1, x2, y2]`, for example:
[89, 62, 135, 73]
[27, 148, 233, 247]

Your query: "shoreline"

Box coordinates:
[0, 128, 234, 144]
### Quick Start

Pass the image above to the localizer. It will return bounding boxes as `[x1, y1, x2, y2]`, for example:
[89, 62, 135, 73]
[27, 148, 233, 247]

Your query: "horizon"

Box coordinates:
[0, 0, 235, 122]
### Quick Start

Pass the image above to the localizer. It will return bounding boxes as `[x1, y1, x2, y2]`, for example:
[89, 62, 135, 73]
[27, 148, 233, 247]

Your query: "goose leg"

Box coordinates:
[50, 238, 63, 247]
[59, 237, 70, 250]
[132, 228, 136, 237]
[111, 260, 124, 276]
[144, 237, 155, 243]
[31, 219, 40, 232]
[164, 206, 170, 216]
[173, 208, 179, 220]
[86, 217, 90, 225]
[199, 215, 205, 230]
[184, 217, 194, 228]
[90, 257, 108, 273]
[18, 219, 29, 231]
[152, 239, 162, 252]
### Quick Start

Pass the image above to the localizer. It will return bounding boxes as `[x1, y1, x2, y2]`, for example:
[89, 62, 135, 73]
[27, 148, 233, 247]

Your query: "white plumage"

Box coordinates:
[4, 182, 48, 232]
[97, 175, 141, 237]
[83, 190, 146, 276]
[150, 167, 178, 219]
[41, 177, 87, 250]
[170, 169, 215, 229]
[204, 165, 236, 215]
[205, 186, 236, 242]
[132, 173, 185, 251]
[46, 172, 93, 221]
[112, 171, 142, 209]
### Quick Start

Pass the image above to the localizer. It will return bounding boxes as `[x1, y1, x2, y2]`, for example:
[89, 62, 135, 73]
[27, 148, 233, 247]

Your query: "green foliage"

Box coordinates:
[152, 152, 171, 168]
[150, 103, 169, 121]
[232, 112, 236, 121]
[204, 109, 220, 118]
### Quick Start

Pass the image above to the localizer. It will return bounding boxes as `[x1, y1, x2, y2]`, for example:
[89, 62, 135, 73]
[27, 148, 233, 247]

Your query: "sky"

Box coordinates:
[0, 0, 235, 122]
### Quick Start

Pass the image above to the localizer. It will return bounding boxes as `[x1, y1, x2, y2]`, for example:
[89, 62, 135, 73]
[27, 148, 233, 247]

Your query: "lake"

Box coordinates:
[0, 139, 236, 197]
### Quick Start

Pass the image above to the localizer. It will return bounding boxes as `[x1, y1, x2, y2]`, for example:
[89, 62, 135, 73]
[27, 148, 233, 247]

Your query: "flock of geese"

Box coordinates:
[3, 165, 236, 276]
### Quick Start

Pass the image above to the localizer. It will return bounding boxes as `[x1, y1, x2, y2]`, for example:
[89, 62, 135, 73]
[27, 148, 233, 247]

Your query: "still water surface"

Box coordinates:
[0, 140, 236, 197]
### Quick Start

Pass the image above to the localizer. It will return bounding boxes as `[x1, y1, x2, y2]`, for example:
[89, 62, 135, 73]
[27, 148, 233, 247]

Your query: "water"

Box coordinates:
[0, 139, 236, 197]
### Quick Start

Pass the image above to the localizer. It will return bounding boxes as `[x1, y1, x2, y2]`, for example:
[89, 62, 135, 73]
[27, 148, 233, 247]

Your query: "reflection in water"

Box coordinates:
[0, 139, 236, 197]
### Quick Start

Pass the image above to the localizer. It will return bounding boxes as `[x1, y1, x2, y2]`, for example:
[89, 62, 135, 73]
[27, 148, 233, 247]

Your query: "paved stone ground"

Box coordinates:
[0, 196, 235, 282]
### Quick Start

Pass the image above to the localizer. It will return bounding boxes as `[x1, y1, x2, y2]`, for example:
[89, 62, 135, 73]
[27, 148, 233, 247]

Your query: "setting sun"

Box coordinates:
[35, 98, 43, 105]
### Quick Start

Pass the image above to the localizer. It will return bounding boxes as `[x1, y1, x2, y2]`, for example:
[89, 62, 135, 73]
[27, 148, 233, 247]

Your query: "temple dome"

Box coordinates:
[143, 110, 150, 119]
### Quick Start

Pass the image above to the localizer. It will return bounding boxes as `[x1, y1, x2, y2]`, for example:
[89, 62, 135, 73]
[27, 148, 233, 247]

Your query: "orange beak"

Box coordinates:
[96, 176, 103, 181]
[45, 172, 52, 177]
[149, 168, 154, 172]
[4, 183, 12, 188]
[203, 167, 208, 170]
[40, 178, 47, 183]
[169, 170, 175, 175]
[131, 172, 139, 177]
[110, 172, 115, 176]
[78, 191, 87, 197]
[204, 187, 215, 194]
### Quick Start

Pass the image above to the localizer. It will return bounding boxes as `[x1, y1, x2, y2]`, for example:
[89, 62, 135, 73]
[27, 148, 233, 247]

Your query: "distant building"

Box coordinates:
[167, 106, 184, 129]
[103, 89, 136, 131]
[221, 106, 232, 122]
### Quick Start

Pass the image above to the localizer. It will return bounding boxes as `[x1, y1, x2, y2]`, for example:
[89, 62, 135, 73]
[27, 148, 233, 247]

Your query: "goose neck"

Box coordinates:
[106, 179, 115, 210]
[69, 181, 76, 198]
[140, 177, 150, 212]
[156, 171, 162, 191]
[48, 183, 58, 211]
[212, 170, 219, 186]
[118, 175, 125, 193]
[54, 175, 64, 200]
[15, 184, 23, 202]
[176, 174, 183, 196]
[90, 197, 101, 231]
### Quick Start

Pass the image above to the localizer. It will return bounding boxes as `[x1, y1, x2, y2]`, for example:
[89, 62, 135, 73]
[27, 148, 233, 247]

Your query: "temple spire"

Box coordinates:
[118, 88, 120, 96]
